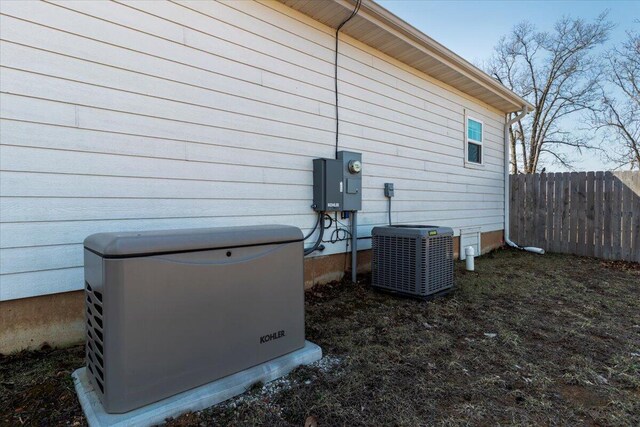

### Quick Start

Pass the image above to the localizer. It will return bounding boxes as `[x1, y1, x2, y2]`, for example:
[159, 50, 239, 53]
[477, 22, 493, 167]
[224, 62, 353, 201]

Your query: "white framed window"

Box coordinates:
[465, 114, 484, 167]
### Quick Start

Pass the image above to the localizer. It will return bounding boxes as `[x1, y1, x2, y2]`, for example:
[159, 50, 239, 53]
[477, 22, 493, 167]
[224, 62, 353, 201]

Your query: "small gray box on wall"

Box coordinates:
[83, 225, 305, 413]
[312, 151, 362, 211]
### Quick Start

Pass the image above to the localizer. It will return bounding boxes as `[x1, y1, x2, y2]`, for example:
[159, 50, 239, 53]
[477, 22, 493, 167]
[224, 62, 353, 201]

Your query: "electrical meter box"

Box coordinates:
[312, 151, 362, 212]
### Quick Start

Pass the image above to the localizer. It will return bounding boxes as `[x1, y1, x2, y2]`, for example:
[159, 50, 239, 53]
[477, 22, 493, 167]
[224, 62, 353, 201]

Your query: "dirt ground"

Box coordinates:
[1, 248, 639, 426]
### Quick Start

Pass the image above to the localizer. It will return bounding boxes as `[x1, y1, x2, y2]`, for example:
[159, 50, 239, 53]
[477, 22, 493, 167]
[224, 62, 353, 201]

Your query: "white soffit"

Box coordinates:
[278, 0, 534, 113]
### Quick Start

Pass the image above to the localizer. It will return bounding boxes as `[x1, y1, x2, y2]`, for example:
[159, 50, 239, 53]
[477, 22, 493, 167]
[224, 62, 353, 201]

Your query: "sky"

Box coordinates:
[377, 0, 640, 171]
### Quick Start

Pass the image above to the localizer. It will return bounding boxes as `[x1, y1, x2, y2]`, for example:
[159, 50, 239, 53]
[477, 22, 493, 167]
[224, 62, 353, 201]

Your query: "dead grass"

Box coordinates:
[1, 248, 639, 426]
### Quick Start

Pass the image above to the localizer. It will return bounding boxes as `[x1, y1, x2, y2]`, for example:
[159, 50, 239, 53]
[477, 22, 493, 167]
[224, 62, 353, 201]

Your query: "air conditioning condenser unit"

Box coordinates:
[371, 225, 454, 299]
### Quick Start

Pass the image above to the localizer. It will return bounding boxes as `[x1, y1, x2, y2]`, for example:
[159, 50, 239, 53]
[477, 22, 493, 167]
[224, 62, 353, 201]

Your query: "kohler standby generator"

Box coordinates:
[371, 225, 454, 299]
[83, 225, 304, 413]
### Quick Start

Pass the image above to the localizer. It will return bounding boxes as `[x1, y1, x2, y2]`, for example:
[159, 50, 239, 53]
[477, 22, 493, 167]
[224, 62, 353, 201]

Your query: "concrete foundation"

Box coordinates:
[72, 340, 322, 427]
[1, 231, 504, 354]
[0, 290, 85, 354]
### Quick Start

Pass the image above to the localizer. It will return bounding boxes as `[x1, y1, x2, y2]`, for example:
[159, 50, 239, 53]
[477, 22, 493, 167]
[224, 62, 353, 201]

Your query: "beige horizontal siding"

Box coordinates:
[0, 0, 506, 300]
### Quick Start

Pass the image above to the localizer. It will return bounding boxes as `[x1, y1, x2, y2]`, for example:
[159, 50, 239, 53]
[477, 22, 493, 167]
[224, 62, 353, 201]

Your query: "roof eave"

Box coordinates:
[277, 0, 534, 114]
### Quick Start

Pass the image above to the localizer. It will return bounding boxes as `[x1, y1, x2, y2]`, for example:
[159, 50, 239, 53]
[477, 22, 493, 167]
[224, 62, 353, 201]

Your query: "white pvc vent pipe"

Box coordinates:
[465, 246, 475, 271]
[521, 246, 545, 255]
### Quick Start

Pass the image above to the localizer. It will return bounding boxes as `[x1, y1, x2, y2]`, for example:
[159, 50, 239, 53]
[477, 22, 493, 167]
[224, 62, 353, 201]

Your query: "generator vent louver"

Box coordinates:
[85, 282, 105, 395]
[372, 225, 454, 299]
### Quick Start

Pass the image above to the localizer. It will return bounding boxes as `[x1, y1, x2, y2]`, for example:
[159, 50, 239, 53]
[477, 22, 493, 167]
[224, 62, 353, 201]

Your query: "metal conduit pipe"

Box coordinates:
[503, 106, 545, 254]
[351, 211, 357, 283]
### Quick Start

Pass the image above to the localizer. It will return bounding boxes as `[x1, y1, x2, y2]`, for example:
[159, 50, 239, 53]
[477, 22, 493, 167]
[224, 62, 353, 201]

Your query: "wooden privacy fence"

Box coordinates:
[510, 171, 640, 262]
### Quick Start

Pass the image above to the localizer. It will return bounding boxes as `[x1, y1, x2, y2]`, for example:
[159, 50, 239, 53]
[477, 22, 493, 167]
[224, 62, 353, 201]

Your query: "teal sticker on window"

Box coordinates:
[467, 118, 483, 142]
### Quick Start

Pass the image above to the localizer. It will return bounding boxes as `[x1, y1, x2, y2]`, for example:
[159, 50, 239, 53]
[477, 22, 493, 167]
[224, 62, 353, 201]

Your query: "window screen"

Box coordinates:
[468, 143, 481, 164]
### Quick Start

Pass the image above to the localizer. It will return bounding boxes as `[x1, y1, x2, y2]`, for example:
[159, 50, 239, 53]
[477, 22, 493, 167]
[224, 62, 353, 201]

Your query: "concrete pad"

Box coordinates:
[72, 341, 322, 427]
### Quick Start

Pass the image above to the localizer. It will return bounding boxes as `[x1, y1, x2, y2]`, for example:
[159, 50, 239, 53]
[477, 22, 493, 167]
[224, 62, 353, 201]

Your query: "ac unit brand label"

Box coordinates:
[260, 330, 285, 344]
[429, 231, 438, 236]
[327, 202, 340, 208]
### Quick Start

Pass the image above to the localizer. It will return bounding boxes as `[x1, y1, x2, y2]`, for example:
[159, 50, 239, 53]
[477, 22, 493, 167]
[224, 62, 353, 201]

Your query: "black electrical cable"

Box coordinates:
[322, 214, 352, 244]
[304, 211, 326, 256]
[325, 227, 351, 244]
[305, 0, 361, 255]
[322, 213, 334, 231]
[334, 0, 362, 159]
[303, 212, 322, 240]
[388, 197, 392, 225]
[334, 215, 350, 229]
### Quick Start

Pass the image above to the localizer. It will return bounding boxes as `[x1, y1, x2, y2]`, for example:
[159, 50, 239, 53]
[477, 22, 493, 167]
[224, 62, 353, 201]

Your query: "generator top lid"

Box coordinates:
[84, 225, 303, 258]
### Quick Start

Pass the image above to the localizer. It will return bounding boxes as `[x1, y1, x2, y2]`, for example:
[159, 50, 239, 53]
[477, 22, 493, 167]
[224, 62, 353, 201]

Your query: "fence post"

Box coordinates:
[537, 173, 547, 248]
[594, 172, 604, 258]
[546, 173, 554, 252]
[631, 172, 640, 262]
[518, 174, 526, 244]
[619, 172, 632, 261]
[576, 172, 586, 256]
[552, 173, 562, 253]
[612, 176, 623, 260]
[510, 174, 517, 243]
[603, 172, 613, 259]
[586, 172, 595, 257]
[569, 172, 580, 254]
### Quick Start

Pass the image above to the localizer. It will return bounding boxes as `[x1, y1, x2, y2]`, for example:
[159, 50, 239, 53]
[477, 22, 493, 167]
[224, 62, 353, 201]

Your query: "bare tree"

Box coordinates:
[591, 25, 640, 170]
[487, 14, 613, 173]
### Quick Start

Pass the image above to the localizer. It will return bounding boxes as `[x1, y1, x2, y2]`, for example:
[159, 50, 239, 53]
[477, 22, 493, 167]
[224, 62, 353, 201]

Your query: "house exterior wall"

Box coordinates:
[0, 0, 506, 302]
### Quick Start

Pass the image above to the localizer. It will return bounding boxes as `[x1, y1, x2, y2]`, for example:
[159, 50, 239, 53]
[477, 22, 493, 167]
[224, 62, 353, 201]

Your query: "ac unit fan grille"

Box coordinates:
[372, 235, 417, 293]
[423, 236, 454, 294]
[85, 282, 105, 395]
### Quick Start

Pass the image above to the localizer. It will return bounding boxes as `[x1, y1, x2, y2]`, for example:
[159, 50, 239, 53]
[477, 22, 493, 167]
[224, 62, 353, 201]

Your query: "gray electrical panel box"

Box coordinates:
[312, 151, 362, 211]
